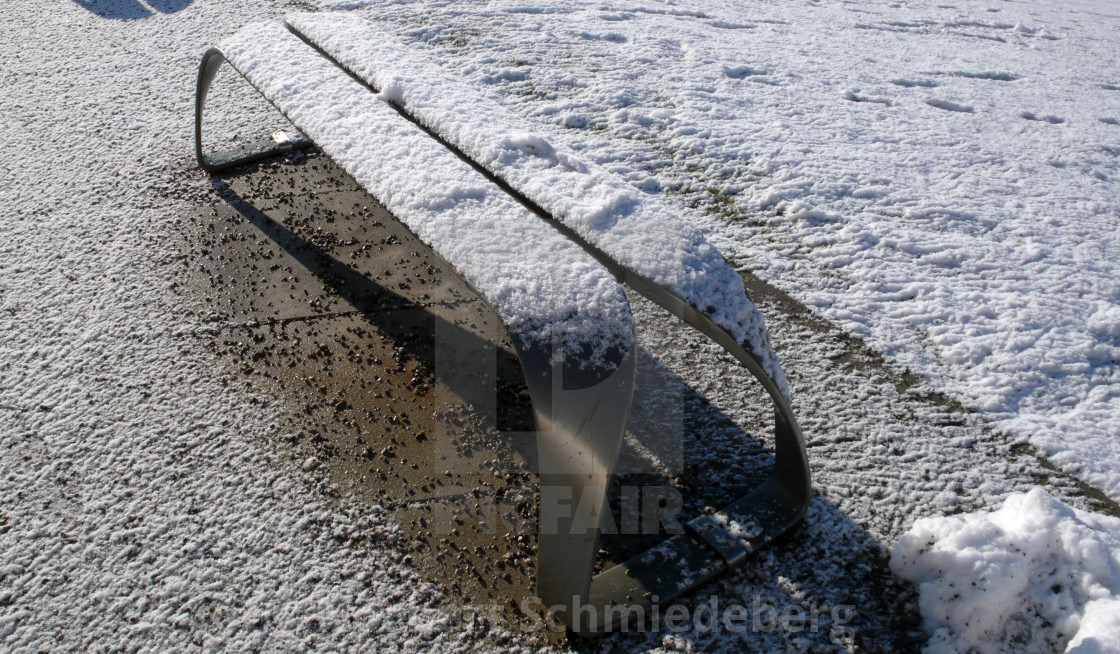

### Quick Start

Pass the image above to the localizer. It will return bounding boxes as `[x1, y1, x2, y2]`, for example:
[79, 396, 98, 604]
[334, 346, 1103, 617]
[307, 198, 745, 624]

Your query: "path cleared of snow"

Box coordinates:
[0, 1, 499, 651]
[317, 0, 1120, 499]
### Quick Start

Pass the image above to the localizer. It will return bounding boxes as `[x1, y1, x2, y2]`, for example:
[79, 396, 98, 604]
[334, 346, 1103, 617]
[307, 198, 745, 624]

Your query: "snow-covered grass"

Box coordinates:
[317, 0, 1120, 500]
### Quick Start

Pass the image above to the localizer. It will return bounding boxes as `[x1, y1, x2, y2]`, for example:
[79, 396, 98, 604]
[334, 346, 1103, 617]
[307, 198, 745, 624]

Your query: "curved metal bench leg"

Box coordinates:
[516, 281, 809, 636]
[575, 276, 811, 635]
[195, 47, 313, 173]
[510, 340, 637, 634]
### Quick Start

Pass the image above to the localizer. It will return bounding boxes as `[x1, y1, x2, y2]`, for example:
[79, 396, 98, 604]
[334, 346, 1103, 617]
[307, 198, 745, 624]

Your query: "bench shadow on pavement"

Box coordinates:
[195, 154, 922, 652]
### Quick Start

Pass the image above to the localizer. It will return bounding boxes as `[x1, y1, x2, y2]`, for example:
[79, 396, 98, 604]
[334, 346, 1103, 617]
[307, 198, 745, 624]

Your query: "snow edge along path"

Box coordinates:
[285, 11, 789, 397]
[220, 20, 633, 371]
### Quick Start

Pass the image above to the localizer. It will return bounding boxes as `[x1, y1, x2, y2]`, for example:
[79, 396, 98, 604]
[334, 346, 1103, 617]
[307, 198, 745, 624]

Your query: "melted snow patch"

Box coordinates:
[891, 488, 1120, 654]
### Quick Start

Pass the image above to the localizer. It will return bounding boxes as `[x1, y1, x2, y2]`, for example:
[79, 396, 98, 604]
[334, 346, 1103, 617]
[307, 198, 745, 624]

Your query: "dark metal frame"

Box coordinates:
[195, 48, 313, 173]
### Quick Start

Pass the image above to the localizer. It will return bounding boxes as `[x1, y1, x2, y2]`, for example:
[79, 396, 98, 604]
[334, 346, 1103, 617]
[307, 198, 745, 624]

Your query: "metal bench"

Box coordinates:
[195, 15, 810, 635]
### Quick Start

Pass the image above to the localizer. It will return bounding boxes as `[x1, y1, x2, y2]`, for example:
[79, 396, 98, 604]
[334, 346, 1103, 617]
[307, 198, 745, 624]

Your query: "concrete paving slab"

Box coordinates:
[186, 173, 473, 325]
[204, 303, 535, 499]
[196, 292, 548, 635]
[210, 152, 354, 202]
[256, 187, 471, 308]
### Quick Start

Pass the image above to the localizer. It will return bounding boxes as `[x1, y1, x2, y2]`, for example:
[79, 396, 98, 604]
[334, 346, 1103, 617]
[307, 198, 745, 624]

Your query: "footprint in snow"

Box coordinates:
[578, 31, 627, 43]
[845, 90, 892, 106]
[926, 98, 974, 113]
[952, 71, 1019, 81]
[1102, 83, 1120, 91]
[1020, 111, 1064, 124]
[1101, 118, 1119, 126]
[724, 65, 768, 79]
[891, 78, 939, 88]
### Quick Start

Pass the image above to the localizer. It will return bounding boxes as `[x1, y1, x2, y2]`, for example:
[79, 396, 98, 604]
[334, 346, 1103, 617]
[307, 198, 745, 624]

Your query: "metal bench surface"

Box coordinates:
[195, 16, 810, 635]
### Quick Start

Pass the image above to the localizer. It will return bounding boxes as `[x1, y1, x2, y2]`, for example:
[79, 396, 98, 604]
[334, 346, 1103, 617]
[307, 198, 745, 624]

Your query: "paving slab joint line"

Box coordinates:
[374, 491, 532, 513]
[185, 300, 480, 336]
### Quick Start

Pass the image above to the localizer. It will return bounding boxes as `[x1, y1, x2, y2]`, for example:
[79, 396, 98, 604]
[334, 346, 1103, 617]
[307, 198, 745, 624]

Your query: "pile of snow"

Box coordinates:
[891, 488, 1120, 654]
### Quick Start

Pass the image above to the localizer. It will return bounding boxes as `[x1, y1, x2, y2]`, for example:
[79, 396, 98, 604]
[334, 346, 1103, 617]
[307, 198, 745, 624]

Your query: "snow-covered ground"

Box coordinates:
[2, 0, 1119, 652]
[319, 0, 1120, 501]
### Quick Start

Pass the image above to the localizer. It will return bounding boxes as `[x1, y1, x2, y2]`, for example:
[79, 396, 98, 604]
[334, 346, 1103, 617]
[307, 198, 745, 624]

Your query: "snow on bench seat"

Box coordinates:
[220, 21, 632, 371]
[286, 12, 788, 396]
